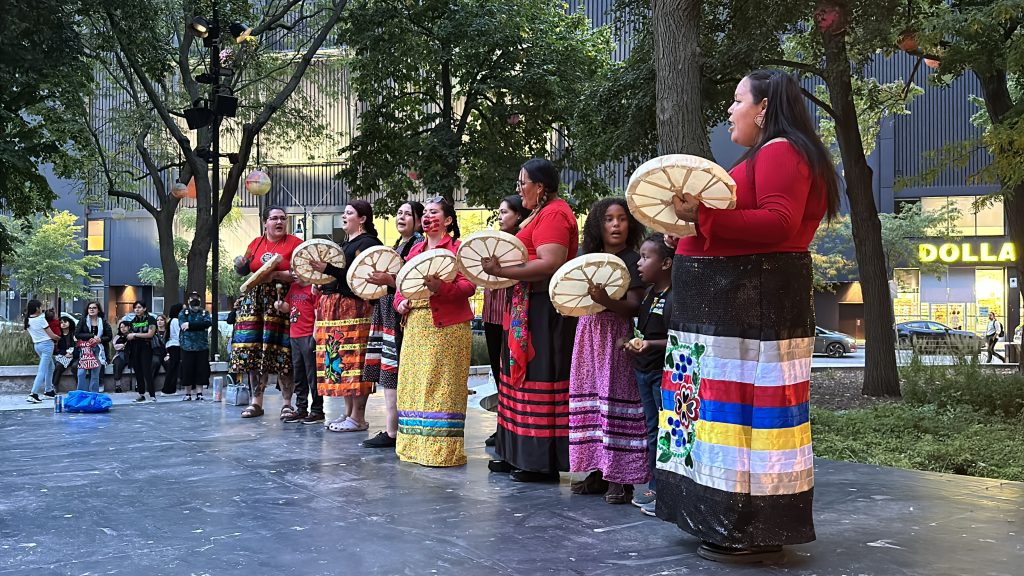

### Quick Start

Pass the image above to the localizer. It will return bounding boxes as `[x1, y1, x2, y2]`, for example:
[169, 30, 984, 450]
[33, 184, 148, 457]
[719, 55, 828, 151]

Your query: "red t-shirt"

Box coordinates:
[676, 140, 827, 257]
[284, 282, 318, 338]
[246, 234, 303, 274]
[517, 198, 579, 261]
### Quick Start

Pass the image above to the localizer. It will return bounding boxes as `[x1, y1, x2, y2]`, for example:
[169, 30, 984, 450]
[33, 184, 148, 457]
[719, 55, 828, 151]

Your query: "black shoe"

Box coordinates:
[510, 469, 559, 483]
[363, 431, 397, 448]
[114, 386, 123, 393]
[696, 542, 785, 564]
[488, 459, 513, 473]
[195, 394, 203, 401]
[484, 433, 496, 447]
[43, 391, 56, 398]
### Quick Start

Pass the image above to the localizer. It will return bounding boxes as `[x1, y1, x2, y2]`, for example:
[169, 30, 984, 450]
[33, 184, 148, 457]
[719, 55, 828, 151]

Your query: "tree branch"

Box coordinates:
[252, 0, 305, 35]
[800, 87, 837, 120]
[763, 58, 825, 80]
[103, 8, 202, 177]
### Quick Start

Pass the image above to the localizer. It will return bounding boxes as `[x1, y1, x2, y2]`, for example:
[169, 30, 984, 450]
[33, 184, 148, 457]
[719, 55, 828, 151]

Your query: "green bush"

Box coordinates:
[471, 332, 489, 366]
[901, 355, 1024, 419]
[811, 404, 1024, 482]
[0, 328, 40, 365]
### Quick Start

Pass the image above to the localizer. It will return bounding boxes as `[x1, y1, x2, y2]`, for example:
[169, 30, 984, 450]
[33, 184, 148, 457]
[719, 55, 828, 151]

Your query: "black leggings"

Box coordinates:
[132, 345, 155, 397]
[484, 322, 503, 384]
[155, 346, 181, 394]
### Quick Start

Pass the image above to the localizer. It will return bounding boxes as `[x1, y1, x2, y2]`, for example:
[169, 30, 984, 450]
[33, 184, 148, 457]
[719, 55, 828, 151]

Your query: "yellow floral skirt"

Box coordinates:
[396, 304, 471, 467]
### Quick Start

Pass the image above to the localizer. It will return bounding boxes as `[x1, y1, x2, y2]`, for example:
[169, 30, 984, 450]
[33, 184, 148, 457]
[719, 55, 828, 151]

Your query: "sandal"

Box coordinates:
[280, 405, 295, 420]
[324, 415, 350, 429]
[327, 417, 370, 432]
[240, 404, 264, 418]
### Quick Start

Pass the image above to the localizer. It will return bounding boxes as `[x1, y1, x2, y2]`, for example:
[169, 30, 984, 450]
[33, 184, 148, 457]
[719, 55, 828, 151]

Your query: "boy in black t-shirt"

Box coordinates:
[624, 234, 674, 516]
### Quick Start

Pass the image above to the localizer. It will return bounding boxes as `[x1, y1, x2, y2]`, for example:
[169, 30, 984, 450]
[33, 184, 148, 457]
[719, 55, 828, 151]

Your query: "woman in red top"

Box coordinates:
[232, 206, 302, 418]
[480, 158, 580, 483]
[393, 197, 475, 467]
[657, 70, 840, 563]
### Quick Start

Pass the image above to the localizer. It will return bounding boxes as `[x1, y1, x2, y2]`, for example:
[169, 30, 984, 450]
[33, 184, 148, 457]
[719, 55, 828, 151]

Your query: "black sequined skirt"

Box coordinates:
[655, 252, 816, 547]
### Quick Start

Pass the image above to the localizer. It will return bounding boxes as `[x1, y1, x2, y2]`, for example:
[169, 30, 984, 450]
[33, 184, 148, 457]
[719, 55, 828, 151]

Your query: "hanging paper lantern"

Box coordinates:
[171, 182, 189, 199]
[407, 170, 419, 181]
[245, 170, 272, 196]
[171, 178, 198, 199]
[924, 58, 940, 69]
[507, 113, 522, 125]
[110, 207, 127, 221]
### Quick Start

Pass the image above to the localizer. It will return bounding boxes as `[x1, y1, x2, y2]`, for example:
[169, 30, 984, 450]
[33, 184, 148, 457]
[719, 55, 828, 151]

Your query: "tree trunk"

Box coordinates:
[821, 27, 901, 397]
[185, 173, 212, 299]
[976, 70, 1024, 371]
[156, 211, 180, 306]
[652, 0, 711, 158]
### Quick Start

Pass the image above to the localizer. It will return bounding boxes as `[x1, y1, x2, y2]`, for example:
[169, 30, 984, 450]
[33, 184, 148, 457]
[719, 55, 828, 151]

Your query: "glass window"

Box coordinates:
[87, 220, 104, 251]
[920, 196, 1004, 237]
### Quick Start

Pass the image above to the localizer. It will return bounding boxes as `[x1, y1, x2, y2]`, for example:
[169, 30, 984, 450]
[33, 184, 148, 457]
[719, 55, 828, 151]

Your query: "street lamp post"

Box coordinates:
[185, 4, 248, 363]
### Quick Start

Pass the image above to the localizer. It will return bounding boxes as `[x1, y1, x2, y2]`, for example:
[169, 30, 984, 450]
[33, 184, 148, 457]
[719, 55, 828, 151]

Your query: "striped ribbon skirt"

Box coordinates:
[229, 282, 291, 376]
[655, 252, 816, 547]
[315, 293, 374, 397]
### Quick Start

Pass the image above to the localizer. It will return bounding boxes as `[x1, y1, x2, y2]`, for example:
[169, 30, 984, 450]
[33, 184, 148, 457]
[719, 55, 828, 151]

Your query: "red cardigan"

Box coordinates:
[676, 140, 827, 257]
[394, 234, 476, 328]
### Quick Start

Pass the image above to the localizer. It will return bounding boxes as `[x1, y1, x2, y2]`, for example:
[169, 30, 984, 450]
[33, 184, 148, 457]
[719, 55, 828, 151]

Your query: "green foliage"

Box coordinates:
[900, 356, 1024, 419]
[811, 403, 1024, 482]
[3, 211, 107, 300]
[815, 77, 923, 159]
[879, 200, 961, 277]
[913, 1, 1024, 192]
[338, 0, 614, 212]
[0, 327, 40, 366]
[810, 199, 961, 286]
[0, 0, 92, 257]
[810, 215, 856, 291]
[470, 332, 489, 366]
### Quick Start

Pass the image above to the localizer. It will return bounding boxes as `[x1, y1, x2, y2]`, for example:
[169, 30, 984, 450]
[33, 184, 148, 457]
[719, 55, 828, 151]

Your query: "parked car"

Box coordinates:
[217, 311, 234, 342]
[895, 321, 983, 354]
[814, 326, 857, 358]
[0, 315, 22, 332]
[471, 316, 485, 335]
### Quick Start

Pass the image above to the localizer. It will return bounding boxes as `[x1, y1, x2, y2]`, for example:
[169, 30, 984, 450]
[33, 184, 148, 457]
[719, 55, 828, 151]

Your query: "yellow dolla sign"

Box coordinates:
[918, 241, 1016, 264]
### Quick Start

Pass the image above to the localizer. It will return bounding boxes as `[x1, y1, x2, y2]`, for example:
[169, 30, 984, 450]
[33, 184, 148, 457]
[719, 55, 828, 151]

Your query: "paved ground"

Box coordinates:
[1, 380, 1022, 575]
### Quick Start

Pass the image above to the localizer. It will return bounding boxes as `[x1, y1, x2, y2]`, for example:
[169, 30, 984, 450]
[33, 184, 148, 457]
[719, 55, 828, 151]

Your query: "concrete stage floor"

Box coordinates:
[1, 392, 1021, 576]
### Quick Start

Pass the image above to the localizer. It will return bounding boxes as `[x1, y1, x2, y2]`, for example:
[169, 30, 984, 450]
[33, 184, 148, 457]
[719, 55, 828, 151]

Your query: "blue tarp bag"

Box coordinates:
[63, 390, 113, 413]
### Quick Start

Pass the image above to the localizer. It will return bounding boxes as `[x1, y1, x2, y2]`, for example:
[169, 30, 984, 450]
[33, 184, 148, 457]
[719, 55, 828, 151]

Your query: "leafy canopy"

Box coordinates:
[3, 211, 107, 299]
[338, 0, 613, 212]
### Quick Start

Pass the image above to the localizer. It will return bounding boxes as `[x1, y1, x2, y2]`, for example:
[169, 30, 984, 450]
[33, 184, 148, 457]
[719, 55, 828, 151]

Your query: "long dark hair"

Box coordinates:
[739, 70, 840, 221]
[168, 303, 184, 325]
[521, 158, 560, 196]
[502, 194, 531, 230]
[24, 299, 43, 329]
[581, 197, 644, 254]
[404, 201, 424, 227]
[426, 197, 461, 239]
[60, 316, 76, 335]
[348, 199, 377, 237]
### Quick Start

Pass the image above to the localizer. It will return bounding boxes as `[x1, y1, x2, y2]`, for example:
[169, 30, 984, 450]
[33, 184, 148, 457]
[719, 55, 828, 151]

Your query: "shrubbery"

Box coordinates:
[900, 354, 1024, 419]
[812, 354, 1024, 482]
[0, 328, 39, 365]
